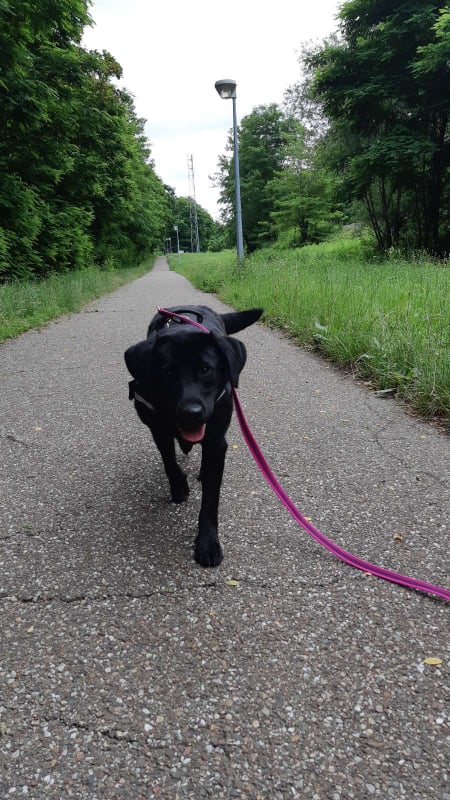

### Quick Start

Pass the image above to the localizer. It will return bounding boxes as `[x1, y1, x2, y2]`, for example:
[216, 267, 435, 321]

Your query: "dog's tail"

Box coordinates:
[221, 308, 263, 335]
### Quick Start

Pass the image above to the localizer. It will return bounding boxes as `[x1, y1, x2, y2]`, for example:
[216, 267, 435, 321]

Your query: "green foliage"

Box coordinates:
[171, 241, 450, 420]
[268, 121, 345, 246]
[307, 0, 450, 254]
[166, 197, 221, 253]
[0, 0, 170, 280]
[213, 104, 291, 252]
[168, 250, 235, 293]
[214, 99, 347, 253]
[206, 225, 230, 253]
[212, 3, 449, 257]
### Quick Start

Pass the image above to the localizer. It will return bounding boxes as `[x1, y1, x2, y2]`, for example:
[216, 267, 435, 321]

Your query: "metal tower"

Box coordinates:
[187, 154, 200, 253]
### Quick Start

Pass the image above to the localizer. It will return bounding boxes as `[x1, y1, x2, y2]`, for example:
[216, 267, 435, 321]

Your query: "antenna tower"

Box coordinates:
[187, 154, 200, 253]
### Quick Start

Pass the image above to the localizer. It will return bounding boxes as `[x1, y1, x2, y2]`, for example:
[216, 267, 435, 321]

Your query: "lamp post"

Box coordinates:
[215, 78, 244, 262]
[174, 225, 180, 264]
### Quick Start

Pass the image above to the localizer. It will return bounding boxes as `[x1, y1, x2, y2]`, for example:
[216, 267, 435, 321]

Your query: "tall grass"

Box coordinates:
[0, 259, 155, 341]
[169, 241, 449, 420]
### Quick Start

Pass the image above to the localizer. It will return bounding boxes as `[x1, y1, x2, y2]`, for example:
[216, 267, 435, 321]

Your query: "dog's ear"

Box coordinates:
[213, 334, 247, 387]
[124, 333, 158, 381]
[220, 308, 263, 335]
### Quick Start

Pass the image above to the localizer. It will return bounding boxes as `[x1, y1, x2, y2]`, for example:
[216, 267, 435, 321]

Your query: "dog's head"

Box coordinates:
[124, 327, 246, 442]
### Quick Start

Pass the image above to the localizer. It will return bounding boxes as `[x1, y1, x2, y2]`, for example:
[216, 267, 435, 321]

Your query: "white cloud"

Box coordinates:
[83, 0, 341, 218]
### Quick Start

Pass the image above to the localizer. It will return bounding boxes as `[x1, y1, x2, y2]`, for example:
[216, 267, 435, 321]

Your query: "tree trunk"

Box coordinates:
[427, 112, 448, 254]
[380, 177, 393, 249]
[365, 188, 383, 249]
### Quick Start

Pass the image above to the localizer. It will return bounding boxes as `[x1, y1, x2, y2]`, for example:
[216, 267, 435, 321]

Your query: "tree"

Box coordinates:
[283, 40, 331, 147]
[0, 0, 169, 279]
[412, 7, 450, 252]
[162, 196, 222, 253]
[307, 0, 450, 253]
[0, 0, 94, 277]
[214, 104, 290, 252]
[267, 118, 345, 247]
[169, 197, 217, 253]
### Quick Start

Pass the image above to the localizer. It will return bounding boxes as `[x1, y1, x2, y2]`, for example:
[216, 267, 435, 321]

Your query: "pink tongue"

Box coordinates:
[179, 424, 206, 443]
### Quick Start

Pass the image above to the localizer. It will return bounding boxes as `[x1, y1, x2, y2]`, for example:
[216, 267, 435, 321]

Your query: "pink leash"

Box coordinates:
[158, 307, 450, 602]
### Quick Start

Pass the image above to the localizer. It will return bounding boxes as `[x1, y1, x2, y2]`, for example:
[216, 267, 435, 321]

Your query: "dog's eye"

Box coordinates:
[200, 364, 212, 376]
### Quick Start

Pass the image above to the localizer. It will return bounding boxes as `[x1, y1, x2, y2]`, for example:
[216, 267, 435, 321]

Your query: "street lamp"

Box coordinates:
[174, 225, 180, 264]
[215, 78, 244, 262]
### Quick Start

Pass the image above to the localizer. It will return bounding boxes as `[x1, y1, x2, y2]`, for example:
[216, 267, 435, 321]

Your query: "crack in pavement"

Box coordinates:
[3, 433, 32, 447]
[359, 398, 447, 486]
[0, 575, 346, 606]
[40, 715, 138, 744]
[0, 584, 218, 605]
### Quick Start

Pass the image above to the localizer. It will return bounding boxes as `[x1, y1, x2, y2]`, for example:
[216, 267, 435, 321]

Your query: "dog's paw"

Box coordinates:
[194, 536, 223, 568]
[170, 474, 189, 503]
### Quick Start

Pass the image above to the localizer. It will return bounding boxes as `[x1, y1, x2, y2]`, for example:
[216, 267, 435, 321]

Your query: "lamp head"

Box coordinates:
[215, 79, 237, 99]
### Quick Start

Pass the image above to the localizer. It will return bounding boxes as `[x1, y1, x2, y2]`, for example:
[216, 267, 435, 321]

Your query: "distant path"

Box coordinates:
[1, 257, 448, 799]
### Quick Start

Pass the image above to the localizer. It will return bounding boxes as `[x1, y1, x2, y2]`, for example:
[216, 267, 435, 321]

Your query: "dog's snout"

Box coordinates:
[177, 400, 205, 423]
[184, 402, 203, 415]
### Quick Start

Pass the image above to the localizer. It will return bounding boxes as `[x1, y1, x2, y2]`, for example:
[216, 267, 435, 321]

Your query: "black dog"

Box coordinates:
[124, 305, 263, 567]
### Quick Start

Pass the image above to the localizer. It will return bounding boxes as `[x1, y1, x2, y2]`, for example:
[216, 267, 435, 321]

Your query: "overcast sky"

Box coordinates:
[83, 0, 342, 219]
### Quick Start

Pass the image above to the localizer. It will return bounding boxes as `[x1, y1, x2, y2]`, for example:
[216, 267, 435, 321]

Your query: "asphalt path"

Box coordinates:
[1, 257, 449, 799]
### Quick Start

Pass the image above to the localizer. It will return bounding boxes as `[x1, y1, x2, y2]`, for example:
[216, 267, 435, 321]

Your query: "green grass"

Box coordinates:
[0, 258, 155, 341]
[169, 241, 450, 420]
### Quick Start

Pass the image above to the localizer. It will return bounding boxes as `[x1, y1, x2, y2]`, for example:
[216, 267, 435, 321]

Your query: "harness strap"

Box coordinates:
[158, 306, 207, 330]
[134, 391, 155, 412]
[133, 386, 229, 412]
[129, 377, 230, 412]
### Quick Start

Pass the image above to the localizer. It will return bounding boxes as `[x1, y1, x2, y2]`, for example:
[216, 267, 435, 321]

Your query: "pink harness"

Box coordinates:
[158, 307, 450, 602]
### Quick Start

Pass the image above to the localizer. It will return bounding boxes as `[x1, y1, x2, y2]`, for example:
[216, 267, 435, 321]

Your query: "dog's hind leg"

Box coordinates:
[195, 434, 227, 567]
[150, 425, 189, 503]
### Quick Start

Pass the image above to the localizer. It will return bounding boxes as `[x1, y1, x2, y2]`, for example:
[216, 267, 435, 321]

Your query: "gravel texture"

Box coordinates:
[1, 257, 448, 799]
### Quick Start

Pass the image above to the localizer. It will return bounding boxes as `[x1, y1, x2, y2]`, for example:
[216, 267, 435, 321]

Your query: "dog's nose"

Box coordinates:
[184, 402, 203, 415]
[177, 401, 205, 424]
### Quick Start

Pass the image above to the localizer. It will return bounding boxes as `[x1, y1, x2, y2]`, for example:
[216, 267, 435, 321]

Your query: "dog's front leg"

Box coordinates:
[195, 434, 227, 567]
[150, 425, 189, 503]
